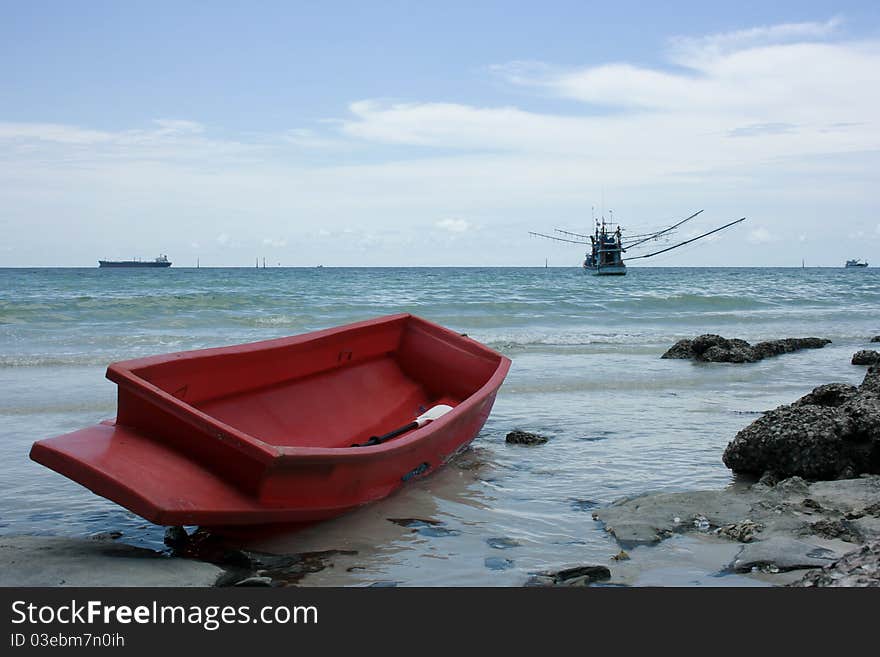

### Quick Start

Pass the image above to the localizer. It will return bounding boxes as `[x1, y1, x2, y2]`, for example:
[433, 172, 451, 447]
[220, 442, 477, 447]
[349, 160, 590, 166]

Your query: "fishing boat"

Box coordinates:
[30, 314, 510, 527]
[845, 259, 868, 268]
[98, 255, 171, 268]
[581, 218, 626, 275]
[531, 210, 745, 275]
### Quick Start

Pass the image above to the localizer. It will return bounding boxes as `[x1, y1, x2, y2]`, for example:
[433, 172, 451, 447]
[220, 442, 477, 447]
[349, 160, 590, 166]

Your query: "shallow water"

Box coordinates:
[0, 266, 877, 585]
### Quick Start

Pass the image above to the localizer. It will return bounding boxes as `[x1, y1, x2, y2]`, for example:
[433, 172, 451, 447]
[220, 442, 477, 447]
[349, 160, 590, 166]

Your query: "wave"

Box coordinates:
[0, 402, 115, 416]
[0, 355, 111, 368]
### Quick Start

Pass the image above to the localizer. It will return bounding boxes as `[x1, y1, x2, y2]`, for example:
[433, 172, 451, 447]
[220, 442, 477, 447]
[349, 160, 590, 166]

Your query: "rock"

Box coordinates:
[600, 520, 671, 544]
[853, 350, 880, 366]
[716, 520, 763, 542]
[525, 564, 611, 587]
[790, 542, 880, 587]
[871, 336, 880, 343]
[861, 366, 880, 395]
[177, 531, 358, 587]
[692, 334, 743, 355]
[661, 338, 695, 359]
[801, 498, 825, 512]
[808, 519, 863, 544]
[661, 335, 830, 363]
[793, 383, 858, 408]
[729, 536, 840, 573]
[164, 526, 189, 550]
[702, 343, 756, 363]
[611, 550, 630, 561]
[593, 476, 880, 584]
[0, 535, 222, 587]
[845, 394, 880, 442]
[775, 476, 811, 496]
[232, 576, 274, 587]
[723, 372, 880, 481]
[596, 489, 753, 545]
[752, 338, 831, 360]
[505, 430, 548, 445]
[723, 405, 856, 480]
[689, 335, 757, 362]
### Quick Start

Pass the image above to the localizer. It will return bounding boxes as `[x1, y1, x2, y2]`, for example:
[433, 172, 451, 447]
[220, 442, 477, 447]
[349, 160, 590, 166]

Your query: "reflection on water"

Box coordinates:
[1, 267, 877, 585]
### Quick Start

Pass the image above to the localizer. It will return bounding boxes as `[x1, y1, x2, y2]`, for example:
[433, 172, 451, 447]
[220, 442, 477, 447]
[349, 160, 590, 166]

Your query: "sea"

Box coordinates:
[1, 266, 877, 586]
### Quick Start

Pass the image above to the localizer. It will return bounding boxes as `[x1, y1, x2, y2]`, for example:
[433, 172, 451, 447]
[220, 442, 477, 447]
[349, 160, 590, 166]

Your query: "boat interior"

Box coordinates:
[117, 315, 502, 449]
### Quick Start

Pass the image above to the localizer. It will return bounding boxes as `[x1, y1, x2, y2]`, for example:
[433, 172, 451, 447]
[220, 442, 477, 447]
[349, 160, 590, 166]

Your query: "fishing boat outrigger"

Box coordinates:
[531, 210, 745, 276]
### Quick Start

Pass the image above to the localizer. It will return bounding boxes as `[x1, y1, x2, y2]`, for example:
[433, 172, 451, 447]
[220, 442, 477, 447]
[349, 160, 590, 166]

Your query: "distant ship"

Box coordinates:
[98, 255, 172, 268]
[530, 209, 745, 276]
[845, 259, 868, 268]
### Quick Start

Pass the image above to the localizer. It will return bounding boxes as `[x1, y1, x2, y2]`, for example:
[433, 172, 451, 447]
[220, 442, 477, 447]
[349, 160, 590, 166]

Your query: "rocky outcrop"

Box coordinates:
[0, 535, 223, 587]
[661, 334, 830, 363]
[790, 541, 880, 587]
[722, 367, 880, 480]
[871, 336, 880, 343]
[505, 430, 548, 445]
[862, 365, 880, 395]
[853, 350, 880, 366]
[595, 475, 880, 584]
[524, 564, 611, 587]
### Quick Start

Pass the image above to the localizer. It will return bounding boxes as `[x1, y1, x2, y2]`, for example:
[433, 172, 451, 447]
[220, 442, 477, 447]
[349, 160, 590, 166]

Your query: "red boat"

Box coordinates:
[30, 314, 511, 527]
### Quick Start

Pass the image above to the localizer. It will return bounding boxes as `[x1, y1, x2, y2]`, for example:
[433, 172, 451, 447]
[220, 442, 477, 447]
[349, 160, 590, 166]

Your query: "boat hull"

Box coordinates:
[30, 315, 510, 527]
[586, 264, 627, 276]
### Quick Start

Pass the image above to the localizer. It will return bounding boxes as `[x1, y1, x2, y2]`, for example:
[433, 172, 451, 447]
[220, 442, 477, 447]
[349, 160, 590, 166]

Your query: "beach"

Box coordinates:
[1, 266, 878, 586]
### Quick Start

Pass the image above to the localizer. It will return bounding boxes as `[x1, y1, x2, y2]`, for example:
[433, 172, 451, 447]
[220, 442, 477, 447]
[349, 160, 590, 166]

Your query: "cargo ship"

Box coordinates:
[98, 255, 171, 268]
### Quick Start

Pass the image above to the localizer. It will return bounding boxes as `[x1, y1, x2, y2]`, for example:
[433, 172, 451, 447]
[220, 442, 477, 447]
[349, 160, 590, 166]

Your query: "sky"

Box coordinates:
[1, 0, 879, 267]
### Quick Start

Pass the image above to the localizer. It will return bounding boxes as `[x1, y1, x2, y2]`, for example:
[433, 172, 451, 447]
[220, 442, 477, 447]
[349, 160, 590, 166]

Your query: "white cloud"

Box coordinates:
[216, 233, 230, 246]
[496, 37, 878, 124]
[153, 119, 205, 135]
[435, 218, 470, 233]
[340, 36, 880, 175]
[0, 122, 113, 144]
[0, 118, 258, 164]
[668, 18, 843, 66]
[262, 237, 287, 248]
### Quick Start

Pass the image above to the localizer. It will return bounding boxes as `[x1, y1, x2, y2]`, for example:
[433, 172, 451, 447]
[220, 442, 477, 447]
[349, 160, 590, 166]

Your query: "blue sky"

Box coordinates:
[2, 1, 879, 266]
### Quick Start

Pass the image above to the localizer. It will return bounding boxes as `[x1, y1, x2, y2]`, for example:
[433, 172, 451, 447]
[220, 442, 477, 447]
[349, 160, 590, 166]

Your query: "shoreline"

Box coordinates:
[5, 473, 876, 587]
[594, 475, 880, 586]
[3, 340, 878, 588]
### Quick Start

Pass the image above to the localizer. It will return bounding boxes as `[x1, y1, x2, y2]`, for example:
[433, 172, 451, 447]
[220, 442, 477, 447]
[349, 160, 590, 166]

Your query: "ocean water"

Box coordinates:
[1, 266, 877, 585]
